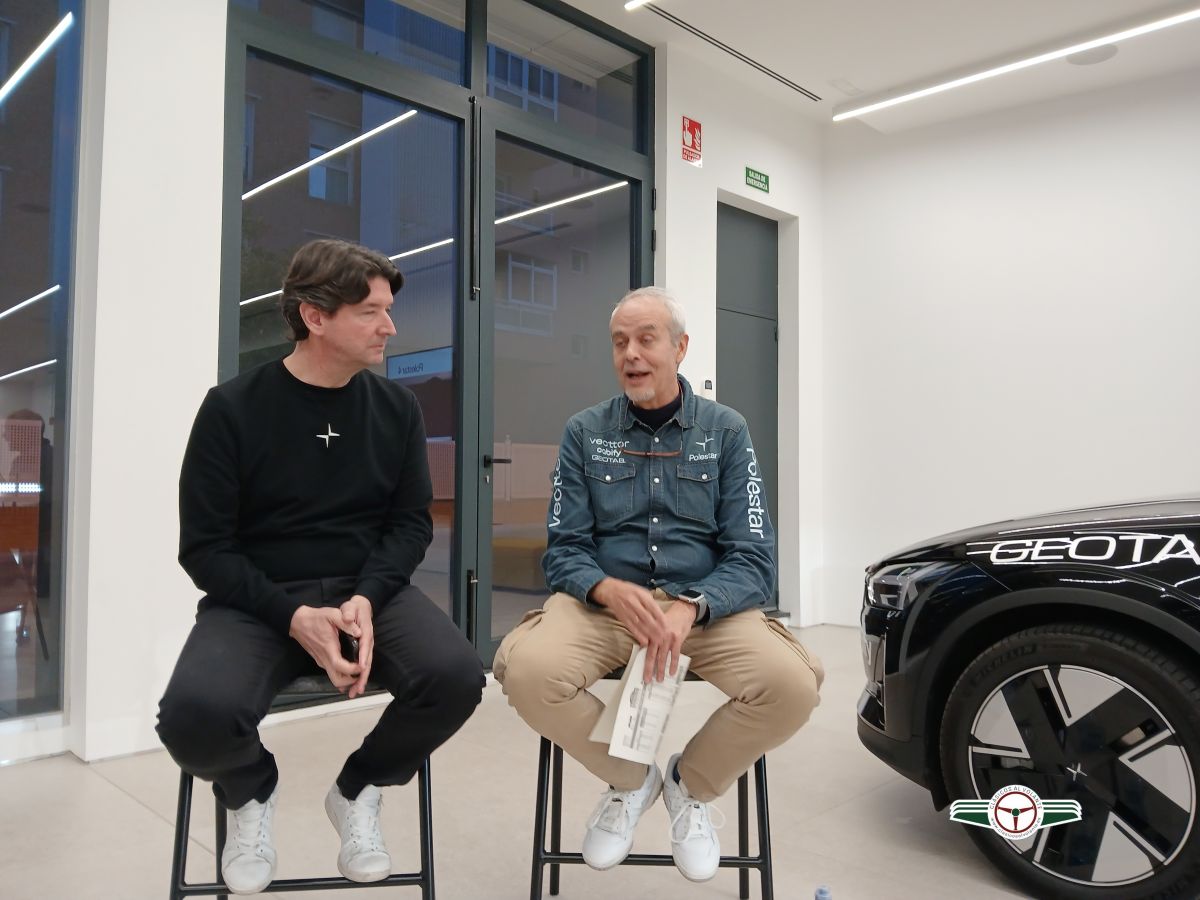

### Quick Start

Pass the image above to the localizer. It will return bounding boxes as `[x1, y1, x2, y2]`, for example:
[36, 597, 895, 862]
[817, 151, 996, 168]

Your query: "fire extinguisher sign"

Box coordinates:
[681, 116, 702, 167]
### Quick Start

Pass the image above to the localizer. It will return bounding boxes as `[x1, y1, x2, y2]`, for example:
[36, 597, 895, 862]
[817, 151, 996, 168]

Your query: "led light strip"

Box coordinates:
[833, 6, 1200, 122]
[0, 13, 74, 109]
[239, 178, 629, 305]
[0, 359, 56, 384]
[240, 238, 458, 307]
[494, 181, 628, 225]
[242, 109, 418, 200]
[0, 284, 60, 322]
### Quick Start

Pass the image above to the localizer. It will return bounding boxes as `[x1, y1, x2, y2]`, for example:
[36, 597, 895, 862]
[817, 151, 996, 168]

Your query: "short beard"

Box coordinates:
[624, 385, 657, 405]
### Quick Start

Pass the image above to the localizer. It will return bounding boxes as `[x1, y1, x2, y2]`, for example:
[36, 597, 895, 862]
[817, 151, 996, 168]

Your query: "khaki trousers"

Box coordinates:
[493, 591, 824, 802]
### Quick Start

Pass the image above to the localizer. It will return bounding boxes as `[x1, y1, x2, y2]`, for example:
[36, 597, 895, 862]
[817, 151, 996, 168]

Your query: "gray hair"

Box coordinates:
[611, 286, 687, 342]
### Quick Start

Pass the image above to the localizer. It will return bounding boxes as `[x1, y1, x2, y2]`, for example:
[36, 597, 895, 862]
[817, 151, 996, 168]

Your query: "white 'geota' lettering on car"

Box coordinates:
[549, 461, 564, 528]
[746, 448, 766, 538]
[967, 532, 1200, 567]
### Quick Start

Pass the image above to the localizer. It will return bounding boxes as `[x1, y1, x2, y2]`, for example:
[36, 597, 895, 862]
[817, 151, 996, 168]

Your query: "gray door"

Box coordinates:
[716, 203, 778, 602]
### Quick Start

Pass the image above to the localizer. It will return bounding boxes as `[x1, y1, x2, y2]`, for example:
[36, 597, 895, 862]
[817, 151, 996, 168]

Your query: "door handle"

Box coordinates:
[483, 455, 512, 467]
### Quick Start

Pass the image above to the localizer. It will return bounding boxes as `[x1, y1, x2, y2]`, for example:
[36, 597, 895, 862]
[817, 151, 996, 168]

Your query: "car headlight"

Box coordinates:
[866, 561, 956, 611]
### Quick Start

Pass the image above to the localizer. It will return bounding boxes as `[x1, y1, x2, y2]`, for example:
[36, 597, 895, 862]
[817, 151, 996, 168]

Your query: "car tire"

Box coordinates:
[939, 623, 1200, 900]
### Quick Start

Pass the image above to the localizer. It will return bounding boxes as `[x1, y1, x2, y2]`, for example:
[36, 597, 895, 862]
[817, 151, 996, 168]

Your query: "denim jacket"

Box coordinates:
[542, 376, 776, 622]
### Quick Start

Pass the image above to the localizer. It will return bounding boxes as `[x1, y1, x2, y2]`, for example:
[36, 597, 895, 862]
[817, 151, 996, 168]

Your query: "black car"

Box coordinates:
[858, 499, 1200, 900]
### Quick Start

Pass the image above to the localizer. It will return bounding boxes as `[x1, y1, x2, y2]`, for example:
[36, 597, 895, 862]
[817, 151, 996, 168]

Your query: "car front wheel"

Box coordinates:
[940, 624, 1200, 900]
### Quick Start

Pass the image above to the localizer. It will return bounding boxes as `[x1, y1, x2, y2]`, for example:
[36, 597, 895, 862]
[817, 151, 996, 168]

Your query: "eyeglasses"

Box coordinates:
[623, 439, 683, 459]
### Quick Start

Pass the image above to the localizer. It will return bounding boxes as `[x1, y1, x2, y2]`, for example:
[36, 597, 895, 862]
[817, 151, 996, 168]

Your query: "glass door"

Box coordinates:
[474, 134, 636, 662]
[226, 0, 652, 665]
[234, 50, 465, 619]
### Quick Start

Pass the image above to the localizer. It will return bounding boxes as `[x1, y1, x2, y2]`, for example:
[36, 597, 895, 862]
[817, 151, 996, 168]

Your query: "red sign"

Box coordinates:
[681, 116, 702, 166]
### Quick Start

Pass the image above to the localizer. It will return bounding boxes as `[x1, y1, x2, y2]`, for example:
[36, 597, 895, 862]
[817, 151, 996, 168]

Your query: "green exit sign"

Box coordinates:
[745, 167, 769, 193]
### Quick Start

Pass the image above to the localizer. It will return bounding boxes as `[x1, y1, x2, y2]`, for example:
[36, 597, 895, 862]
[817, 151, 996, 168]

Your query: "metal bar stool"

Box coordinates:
[528, 670, 774, 900]
[167, 676, 435, 899]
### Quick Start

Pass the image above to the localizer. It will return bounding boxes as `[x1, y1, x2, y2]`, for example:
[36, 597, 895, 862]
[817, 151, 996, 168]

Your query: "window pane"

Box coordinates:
[490, 139, 631, 637]
[239, 52, 461, 617]
[240, 0, 466, 87]
[0, 1, 79, 719]
[487, 0, 640, 150]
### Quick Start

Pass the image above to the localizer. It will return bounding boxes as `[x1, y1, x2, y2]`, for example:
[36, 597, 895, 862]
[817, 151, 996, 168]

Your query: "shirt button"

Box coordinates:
[653, 477, 660, 484]
[651, 545, 658, 551]
[652, 517, 659, 523]
[701, 473, 708, 480]
[605, 475, 611, 482]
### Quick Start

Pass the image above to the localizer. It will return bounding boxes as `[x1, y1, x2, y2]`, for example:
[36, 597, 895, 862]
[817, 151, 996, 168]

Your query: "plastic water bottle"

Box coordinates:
[814, 886, 832, 900]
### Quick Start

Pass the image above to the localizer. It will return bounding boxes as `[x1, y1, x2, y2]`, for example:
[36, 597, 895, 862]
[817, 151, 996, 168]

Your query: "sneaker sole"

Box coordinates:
[336, 862, 392, 883]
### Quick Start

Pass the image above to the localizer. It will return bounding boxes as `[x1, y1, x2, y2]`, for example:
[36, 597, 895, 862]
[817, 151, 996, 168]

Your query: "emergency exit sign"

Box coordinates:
[745, 167, 769, 192]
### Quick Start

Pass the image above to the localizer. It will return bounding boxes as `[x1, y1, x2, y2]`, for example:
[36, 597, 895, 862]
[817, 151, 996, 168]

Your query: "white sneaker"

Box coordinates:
[324, 784, 391, 882]
[581, 763, 663, 870]
[662, 753, 722, 882]
[221, 788, 278, 895]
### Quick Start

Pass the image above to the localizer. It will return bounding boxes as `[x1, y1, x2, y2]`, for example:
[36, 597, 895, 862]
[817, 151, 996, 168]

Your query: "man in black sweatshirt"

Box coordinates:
[157, 240, 484, 895]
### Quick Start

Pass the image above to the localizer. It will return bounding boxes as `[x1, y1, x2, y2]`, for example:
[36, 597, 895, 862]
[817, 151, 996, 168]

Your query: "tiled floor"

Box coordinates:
[0, 625, 1027, 899]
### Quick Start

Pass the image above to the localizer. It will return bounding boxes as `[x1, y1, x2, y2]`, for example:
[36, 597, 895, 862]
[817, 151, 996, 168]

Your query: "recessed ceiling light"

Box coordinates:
[834, 7, 1200, 122]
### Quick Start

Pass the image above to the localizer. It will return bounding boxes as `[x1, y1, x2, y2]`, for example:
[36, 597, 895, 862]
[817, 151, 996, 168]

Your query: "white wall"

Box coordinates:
[820, 68, 1200, 625]
[63, 0, 228, 760]
[654, 43, 826, 624]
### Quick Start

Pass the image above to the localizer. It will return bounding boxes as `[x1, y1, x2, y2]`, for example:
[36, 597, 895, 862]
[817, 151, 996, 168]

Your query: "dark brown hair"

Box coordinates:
[279, 239, 404, 341]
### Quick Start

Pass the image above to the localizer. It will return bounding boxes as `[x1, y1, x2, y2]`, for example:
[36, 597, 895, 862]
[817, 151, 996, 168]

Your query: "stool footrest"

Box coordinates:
[539, 851, 767, 869]
[175, 873, 428, 894]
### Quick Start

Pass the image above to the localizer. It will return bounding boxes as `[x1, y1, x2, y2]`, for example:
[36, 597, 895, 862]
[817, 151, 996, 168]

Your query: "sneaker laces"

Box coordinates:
[343, 792, 385, 852]
[669, 799, 725, 844]
[587, 789, 634, 836]
[228, 801, 271, 856]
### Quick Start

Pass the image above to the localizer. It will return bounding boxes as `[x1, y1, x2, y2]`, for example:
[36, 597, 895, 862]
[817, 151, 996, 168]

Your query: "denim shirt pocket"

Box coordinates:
[677, 462, 718, 524]
[584, 460, 636, 526]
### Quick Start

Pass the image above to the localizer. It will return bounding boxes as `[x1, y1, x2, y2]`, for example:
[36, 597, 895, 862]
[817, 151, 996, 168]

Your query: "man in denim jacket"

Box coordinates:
[494, 286, 824, 883]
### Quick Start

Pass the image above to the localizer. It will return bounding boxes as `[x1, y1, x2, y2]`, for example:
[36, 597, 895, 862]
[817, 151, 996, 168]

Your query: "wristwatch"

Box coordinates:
[676, 589, 709, 623]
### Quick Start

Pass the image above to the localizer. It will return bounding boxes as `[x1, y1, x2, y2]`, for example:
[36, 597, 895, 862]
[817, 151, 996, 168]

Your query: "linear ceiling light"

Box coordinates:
[494, 181, 629, 225]
[0, 359, 56, 384]
[624, 0, 653, 10]
[242, 109, 418, 200]
[833, 6, 1200, 122]
[390, 237, 455, 260]
[240, 238, 457, 306]
[0, 13, 74, 109]
[0, 284, 60, 322]
[240, 181, 626, 304]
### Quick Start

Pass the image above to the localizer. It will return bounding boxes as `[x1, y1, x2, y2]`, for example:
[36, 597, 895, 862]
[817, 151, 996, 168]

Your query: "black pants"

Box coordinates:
[156, 578, 484, 809]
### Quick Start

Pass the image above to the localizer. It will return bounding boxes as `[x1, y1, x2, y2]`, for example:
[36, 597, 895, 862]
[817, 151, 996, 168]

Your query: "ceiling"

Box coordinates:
[563, 0, 1200, 132]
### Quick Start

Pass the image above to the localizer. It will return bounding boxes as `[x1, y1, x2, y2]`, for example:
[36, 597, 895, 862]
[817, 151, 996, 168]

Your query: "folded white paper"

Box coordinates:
[589, 645, 690, 764]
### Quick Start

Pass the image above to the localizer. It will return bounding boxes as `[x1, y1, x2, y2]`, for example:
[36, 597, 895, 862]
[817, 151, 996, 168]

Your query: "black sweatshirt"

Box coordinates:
[178, 360, 433, 634]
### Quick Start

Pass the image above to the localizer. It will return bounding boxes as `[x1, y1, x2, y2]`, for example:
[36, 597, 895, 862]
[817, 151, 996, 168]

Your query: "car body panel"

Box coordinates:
[858, 498, 1200, 808]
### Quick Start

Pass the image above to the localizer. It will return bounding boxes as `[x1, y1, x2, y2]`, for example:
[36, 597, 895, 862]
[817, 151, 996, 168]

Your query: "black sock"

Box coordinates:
[672, 762, 682, 785]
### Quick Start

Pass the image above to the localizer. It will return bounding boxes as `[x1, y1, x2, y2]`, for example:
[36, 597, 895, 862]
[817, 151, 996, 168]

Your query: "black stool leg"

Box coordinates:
[530, 737, 552, 900]
[738, 771, 749, 899]
[418, 757, 435, 900]
[755, 757, 773, 900]
[169, 772, 193, 900]
[550, 744, 563, 896]
[214, 795, 228, 900]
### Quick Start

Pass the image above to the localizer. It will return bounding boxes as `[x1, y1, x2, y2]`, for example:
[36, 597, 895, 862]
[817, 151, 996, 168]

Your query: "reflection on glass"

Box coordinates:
[238, 0, 467, 87]
[239, 52, 460, 617]
[490, 139, 631, 638]
[487, 0, 640, 150]
[0, 1, 78, 720]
